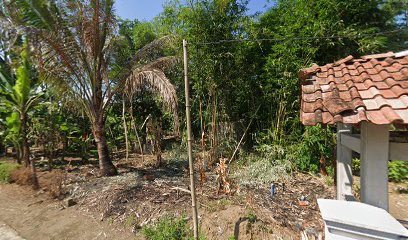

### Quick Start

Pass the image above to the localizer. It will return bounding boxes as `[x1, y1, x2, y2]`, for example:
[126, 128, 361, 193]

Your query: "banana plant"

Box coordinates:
[0, 41, 42, 169]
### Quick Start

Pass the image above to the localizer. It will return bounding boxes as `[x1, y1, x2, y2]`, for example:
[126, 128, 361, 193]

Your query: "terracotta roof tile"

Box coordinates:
[299, 51, 408, 125]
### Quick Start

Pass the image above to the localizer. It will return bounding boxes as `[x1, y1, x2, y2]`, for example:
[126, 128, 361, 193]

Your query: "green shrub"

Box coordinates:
[352, 158, 360, 175]
[289, 125, 336, 173]
[142, 215, 204, 240]
[389, 160, 408, 182]
[0, 162, 20, 183]
[352, 159, 408, 182]
[254, 125, 336, 174]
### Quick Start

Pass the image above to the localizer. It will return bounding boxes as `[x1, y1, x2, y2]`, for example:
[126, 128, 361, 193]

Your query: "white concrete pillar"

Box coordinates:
[336, 123, 353, 201]
[360, 122, 390, 211]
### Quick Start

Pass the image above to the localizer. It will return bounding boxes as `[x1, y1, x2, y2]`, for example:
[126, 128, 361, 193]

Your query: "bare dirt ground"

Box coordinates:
[0, 221, 23, 240]
[0, 183, 135, 240]
[0, 154, 407, 240]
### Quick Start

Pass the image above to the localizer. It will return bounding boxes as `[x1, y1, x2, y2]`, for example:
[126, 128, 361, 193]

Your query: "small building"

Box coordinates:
[299, 50, 408, 209]
[299, 51, 408, 238]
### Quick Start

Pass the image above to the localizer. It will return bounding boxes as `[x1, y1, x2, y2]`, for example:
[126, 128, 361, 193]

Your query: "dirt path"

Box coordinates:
[0, 222, 23, 240]
[0, 184, 135, 240]
[389, 182, 408, 225]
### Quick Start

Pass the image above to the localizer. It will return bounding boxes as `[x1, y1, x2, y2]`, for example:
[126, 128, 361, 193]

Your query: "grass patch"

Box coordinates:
[142, 215, 204, 240]
[206, 198, 231, 212]
[125, 213, 137, 228]
[0, 162, 20, 183]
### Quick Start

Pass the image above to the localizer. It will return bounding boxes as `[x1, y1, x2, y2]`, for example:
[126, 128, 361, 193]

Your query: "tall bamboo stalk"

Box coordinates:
[122, 95, 129, 161]
[183, 39, 199, 239]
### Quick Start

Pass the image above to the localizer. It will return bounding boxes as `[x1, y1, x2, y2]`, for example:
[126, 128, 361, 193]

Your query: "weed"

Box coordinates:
[125, 213, 137, 228]
[233, 145, 292, 184]
[228, 236, 236, 240]
[0, 162, 20, 183]
[325, 176, 334, 186]
[353, 184, 361, 201]
[246, 212, 257, 224]
[206, 198, 231, 212]
[142, 215, 205, 240]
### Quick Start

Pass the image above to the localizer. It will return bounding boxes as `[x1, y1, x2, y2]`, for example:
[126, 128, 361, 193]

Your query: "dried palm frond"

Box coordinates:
[141, 56, 179, 71]
[124, 68, 179, 133]
[132, 35, 177, 63]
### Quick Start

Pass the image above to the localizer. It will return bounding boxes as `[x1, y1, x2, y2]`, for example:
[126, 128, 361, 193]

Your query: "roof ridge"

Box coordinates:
[361, 52, 394, 60]
[395, 50, 408, 58]
[333, 55, 354, 66]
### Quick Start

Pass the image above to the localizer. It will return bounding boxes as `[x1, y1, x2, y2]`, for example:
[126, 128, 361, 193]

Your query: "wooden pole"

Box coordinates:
[183, 39, 199, 239]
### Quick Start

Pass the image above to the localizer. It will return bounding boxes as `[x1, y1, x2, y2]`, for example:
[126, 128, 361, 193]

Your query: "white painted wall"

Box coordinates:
[360, 122, 390, 211]
[336, 123, 353, 201]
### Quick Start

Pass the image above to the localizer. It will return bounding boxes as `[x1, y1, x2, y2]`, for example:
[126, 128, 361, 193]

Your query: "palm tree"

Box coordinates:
[1, 0, 179, 176]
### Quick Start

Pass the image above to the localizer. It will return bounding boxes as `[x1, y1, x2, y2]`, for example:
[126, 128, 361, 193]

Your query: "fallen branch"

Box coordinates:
[170, 187, 210, 197]
[170, 187, 191, 194]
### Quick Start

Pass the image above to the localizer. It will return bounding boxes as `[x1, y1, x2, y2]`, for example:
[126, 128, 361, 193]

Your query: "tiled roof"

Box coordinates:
[299, 51, 408, 126]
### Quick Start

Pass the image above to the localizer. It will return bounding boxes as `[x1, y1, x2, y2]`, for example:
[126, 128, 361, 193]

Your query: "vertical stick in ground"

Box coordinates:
[183, 39, 199, 239]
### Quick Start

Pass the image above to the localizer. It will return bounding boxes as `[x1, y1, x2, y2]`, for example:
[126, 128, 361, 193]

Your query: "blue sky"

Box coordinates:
[115, 0, 272, 21]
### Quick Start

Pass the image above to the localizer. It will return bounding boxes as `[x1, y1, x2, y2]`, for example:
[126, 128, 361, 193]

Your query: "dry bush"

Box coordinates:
[10, 167, 36, 186]
[38, 170, 66, 198]
[10, 168, 66, 198]
[233, 145, 292, 185]
[215, 158, 233, 194]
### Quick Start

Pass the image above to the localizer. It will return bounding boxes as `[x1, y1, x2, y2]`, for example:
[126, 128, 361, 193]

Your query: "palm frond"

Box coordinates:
[141, 56, 180, 71]
[124, 68, 179, 133]
[133, 35, 177, 63]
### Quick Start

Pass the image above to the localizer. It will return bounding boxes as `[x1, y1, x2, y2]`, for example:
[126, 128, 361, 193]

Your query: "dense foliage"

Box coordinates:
[0, 0, 407, 177]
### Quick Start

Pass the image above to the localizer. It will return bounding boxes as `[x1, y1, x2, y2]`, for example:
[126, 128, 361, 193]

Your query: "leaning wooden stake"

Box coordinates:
[183, 39, 199, 239]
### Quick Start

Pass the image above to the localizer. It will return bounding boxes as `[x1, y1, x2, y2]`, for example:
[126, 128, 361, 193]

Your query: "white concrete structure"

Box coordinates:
[318, 199, 408, 240]
[336, 122, 408, 210]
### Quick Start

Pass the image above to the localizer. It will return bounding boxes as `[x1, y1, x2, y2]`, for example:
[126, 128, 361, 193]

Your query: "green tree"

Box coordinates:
[252, 0, 398, 169]
[2, 0, 179, 176]
[156, 0, 254, 163]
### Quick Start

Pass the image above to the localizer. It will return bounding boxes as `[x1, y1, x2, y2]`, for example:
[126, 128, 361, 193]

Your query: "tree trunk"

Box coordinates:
[21, 112, 39, 189]
[20, 113, 30, 167]
[93, 120, 118, 176]
[15, 144, 22, 165]
[30, 157, 40, 190]
[0, 140, 4, 156]
[155, 118, 162, 167]
[61, 134, 68, 161]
